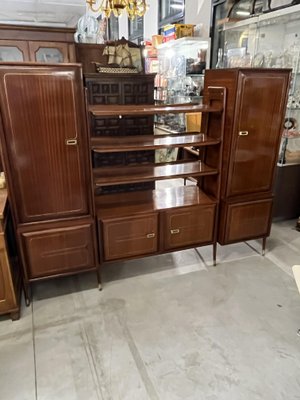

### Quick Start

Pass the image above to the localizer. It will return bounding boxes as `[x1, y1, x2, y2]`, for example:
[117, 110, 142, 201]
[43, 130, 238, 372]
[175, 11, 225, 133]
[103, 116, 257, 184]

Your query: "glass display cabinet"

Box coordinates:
[221, 4, 300, 219]
[154, 37, 210, 162]
[155, 37, 210, 129]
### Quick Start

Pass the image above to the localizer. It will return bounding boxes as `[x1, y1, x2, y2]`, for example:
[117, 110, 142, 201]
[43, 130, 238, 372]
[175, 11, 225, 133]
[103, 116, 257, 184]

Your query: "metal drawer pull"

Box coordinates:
[238, 131, 249, 136]
[66, 139, 78, 145]
[170, 229, 180, 235]
[146, 233, 155, 239]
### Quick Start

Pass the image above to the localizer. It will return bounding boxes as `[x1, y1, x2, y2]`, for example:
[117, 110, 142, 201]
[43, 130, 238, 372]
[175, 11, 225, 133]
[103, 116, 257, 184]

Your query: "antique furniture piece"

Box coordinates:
[219, 4, 300, 219]
[0, 190, 22, 321]
[0, 24, 76, 63]
[0, 64, 98, 303]
[204, 68, 290, 249]
[76, 37, 143, 74]
[86, 68, 226, 265]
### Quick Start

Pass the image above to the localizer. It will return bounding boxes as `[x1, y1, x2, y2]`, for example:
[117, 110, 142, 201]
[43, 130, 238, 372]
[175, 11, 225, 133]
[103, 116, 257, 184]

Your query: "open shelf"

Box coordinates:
[93, 161, 218, 187]
[89, 103, 222, 117]
[91, 133, 220, 153]
[96, 185, 216, 219]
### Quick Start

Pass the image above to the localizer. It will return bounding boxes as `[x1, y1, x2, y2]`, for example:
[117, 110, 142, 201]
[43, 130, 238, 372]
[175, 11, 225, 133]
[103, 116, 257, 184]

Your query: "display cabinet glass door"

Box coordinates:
[0, 40, 29, 62]
[29, 41, 69, 63]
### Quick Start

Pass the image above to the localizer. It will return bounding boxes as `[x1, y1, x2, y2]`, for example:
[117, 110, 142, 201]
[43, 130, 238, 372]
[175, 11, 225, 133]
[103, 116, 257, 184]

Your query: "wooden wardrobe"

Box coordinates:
[204, 68, 291, 249]
[0, 64, 98, 302]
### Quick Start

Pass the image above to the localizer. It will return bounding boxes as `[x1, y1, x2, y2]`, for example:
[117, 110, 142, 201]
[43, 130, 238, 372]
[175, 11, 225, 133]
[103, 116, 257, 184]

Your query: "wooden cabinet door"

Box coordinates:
[219, 198, 273, 244]
[163, 205, 216, 250]
[226, 70, 290, 197]
[0, 40, 29, 61]
[0, 65, 91, 223]
[29, 41, 69, 63]
[21, 220, 96, 279]
[101, 213, 158, 261]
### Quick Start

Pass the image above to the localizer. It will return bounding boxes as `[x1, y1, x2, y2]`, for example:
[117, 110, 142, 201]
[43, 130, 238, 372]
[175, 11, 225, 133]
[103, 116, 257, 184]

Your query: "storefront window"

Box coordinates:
[128, 16, 144, 44]
[108, 15, 119, 41]
[159, 0, 185, 29]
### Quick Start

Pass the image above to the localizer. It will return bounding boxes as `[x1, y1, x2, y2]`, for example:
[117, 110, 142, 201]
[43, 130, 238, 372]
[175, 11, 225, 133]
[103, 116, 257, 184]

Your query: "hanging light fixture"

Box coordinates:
[86, 0, 148, 19]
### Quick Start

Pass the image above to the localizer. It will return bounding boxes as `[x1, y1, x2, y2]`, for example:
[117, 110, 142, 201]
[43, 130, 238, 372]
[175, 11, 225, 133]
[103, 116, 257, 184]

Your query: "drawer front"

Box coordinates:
[101, 213, 158, 261]
[220, 198, 273, 244]
[91, 115, 154, 137]
[21, 222, 95, 279]
[163, 205, 216, 250]
[86, 80, 121, 105]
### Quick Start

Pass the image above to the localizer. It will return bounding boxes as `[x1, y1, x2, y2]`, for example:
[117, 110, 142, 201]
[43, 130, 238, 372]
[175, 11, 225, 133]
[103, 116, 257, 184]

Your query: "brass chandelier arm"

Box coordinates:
[86, 0, 148, 19]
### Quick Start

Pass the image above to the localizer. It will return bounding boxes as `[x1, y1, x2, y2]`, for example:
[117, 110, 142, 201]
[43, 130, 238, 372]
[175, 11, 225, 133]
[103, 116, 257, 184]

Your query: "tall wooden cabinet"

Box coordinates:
[0, 64, 97, 299]
[204, 69, 290, 247]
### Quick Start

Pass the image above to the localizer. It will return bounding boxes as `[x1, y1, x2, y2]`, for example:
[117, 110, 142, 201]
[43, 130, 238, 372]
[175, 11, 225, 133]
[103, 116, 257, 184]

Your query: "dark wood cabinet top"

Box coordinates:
[91, 133, 220, 152]
[89, 103, 223, 116]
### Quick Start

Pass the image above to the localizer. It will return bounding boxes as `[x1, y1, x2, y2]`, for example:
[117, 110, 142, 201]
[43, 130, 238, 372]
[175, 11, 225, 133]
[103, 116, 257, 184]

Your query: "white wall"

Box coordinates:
[144, 0, 158, 41]
[119, 12, 128, 39]
[185, 0, 211, 37]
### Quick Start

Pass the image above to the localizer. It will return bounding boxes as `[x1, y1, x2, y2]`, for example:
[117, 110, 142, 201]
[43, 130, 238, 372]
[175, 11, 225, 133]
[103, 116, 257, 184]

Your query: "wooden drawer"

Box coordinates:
[91, 115, 154, 137]
[21, 221, 96, 279]
[101, 213, 158, 261]
[219, 198, 273, 244]
[163, 205, 216, 250]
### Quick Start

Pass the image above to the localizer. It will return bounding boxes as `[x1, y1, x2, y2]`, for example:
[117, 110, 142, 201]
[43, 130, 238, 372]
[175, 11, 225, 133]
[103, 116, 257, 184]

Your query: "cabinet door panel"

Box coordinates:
[21, 222, 95, 279]
[163, 205, 216, 250]
[227, 71, 289, 197]
[219, 198, 273, 244]
[0, 66, 90, 223]
[29, 41, 69, 63]
[101, 213, 158, 261]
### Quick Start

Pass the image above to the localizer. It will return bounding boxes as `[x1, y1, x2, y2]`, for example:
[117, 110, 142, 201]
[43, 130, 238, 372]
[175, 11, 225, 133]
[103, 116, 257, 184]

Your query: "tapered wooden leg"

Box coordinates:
[96, 268, 102, 291]
[262, 237, 266, 256]
[213, 242, 217, 266]
[23, 282, 31, 307]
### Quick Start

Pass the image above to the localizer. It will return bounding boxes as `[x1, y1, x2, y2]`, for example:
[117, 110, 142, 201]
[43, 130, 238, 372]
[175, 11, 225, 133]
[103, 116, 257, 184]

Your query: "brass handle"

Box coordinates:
[170, 229, 180, 235]
[146, 233, 155, 239]
[239, 131, 249, 136]
[66, 139, 78, 145]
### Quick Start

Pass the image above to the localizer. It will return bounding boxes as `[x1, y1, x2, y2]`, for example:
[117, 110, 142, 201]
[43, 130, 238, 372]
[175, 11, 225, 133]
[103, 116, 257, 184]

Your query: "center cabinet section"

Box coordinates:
[85, 72, 226, 270]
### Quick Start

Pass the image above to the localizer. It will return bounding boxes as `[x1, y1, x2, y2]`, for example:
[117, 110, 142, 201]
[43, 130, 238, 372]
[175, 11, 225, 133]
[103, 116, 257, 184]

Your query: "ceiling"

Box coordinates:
[0, 0, 86, 27]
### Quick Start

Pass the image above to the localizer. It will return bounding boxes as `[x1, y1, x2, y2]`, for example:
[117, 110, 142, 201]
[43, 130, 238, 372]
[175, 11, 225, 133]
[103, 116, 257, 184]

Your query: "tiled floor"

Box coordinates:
[0, 220, 300, 400]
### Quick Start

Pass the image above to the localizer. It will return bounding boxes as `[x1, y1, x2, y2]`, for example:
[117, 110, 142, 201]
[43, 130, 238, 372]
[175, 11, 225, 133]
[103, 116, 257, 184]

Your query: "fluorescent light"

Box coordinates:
[171, 5, 184, 10]
[236, 10, 251, 16]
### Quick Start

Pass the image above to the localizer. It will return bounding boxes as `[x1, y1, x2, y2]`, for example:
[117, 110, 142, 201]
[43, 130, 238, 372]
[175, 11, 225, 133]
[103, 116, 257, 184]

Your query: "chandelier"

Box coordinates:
[86, 0, 148, 19]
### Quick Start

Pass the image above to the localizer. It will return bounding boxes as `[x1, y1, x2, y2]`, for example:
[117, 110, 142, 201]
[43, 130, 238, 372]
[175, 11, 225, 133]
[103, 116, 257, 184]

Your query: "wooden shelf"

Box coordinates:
[96, 185, 216, 219]
[91, 133, 220, 153]
[89, 103, 222, 117]
[93, 161, 218, 187]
